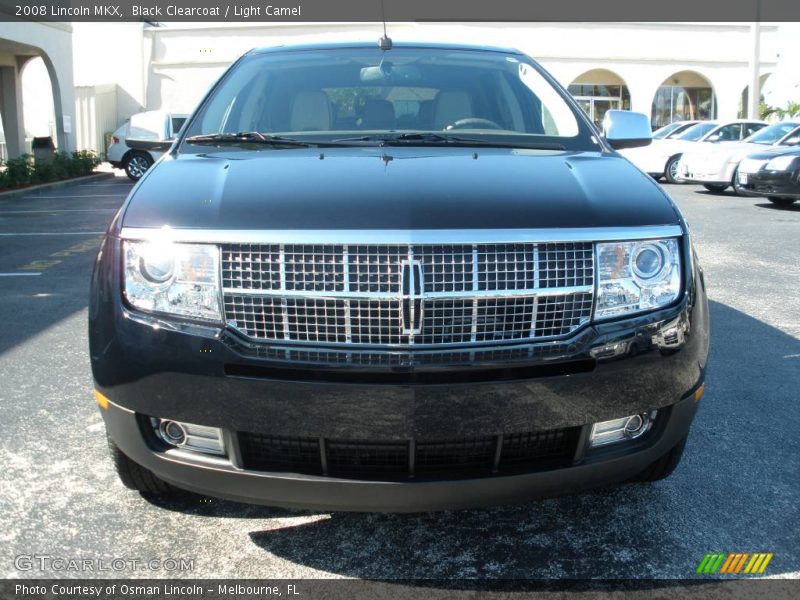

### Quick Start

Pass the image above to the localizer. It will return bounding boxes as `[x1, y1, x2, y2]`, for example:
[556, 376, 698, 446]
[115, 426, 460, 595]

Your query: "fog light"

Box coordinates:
[589, 411, 656, 448]
[150, 418, 225, 456]
[159, 420, 186, 445]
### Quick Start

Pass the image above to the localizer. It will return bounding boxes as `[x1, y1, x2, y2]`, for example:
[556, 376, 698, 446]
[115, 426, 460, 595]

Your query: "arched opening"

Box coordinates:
[20, 56, 57, 149]
[651, 71, 717, 129]
[568, 69, 631, 128]
[739, 72, 773, 118]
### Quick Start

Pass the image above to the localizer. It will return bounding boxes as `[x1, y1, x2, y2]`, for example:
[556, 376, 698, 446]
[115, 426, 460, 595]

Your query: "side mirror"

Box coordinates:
[602, 110, 652, 149]
[126, 139, 173, 152]
[784, 136, 800, 147]
[706, 134, 721, 142]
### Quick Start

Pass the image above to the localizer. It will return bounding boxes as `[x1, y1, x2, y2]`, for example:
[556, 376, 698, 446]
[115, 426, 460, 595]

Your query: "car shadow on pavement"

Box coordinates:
[753, 202, 800, 212]
[146, 300, 800, 579]
[690, 188, 800, 210]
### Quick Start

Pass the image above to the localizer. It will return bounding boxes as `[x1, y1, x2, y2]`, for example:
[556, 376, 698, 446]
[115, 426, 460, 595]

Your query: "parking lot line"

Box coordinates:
[0, 272, 42, 276]
[14, 236, 103, 273]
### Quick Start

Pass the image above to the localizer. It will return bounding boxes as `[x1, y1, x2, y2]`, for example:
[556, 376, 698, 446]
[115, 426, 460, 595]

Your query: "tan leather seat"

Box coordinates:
[290, 91, 332, 131]
[360, 99, 395, 129]
[433, 91, 473, 130]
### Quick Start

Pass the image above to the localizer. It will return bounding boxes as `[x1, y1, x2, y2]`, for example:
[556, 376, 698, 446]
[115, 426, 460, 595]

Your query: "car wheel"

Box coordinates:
[628, 435, 687, 482]
[664, 156, 682, 184]
[107, 437, 176, 494]
[702, 183, 728, 193]
[768, 197, 797, 207]
[124, 152, 154, 181]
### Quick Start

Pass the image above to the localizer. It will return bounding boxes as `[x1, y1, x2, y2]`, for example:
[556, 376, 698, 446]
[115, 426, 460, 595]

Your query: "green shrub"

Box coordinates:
[32, 161, 55, 184]
[2, 154, 34, 189]
[0, 149, 100, 191]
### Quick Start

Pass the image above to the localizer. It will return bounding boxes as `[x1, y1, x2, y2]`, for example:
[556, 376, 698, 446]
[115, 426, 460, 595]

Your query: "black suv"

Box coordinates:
[89, 42, 708, 511]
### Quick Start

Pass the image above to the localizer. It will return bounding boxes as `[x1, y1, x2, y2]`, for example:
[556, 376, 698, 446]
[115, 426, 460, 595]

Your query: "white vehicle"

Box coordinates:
[620, 119, 767, 183]
[652, 120, 698, 140]
[107, 111, 188, 181]
[678, 121, 800, 192]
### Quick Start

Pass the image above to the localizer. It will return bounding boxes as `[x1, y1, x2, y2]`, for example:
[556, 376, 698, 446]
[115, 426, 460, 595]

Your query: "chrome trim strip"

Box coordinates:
[278, 245, 290, 341]
[342, 246, 352, 344]
[120, 225, 683, 244]
[470, 246, 479, 344]
[221, 285, 594, 300]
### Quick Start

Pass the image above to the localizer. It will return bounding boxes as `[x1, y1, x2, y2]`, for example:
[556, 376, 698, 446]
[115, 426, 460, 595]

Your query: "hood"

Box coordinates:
[121, 146, 679, 231]
[683, 141, 756, 160]
[681, 141, 768, 166]
[742, 146, 800, 161]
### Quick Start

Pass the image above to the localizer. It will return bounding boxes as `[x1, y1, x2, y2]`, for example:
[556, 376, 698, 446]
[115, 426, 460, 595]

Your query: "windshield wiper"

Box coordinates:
[185, 132, 320, 148]
[333, 132, 566, 150]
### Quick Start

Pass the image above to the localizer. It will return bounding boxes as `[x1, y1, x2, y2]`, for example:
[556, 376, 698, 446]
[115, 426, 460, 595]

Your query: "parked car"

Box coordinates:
[735, 146, 800, 206]
[652, 120, 699, 140]
[90, 41, 708, 512]
[678, 121, 800, 192]
[107, 111, 188, 181]
[620, 119, 767, 183]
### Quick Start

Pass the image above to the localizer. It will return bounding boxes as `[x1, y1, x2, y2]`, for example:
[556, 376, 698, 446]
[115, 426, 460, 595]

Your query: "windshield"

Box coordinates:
[652, 122, 683, 139]
[182, 46, 594, 151]
[745, 122, 800, 145]
[676, 122, 716, 141]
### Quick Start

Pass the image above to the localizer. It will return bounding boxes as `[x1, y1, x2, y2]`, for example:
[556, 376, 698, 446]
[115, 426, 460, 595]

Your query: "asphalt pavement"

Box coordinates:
[0, 172, 798, 580]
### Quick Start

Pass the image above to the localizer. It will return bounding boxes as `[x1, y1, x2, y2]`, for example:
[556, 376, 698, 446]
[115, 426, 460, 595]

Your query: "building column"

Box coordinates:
[714, 78, 747, 121]
[629, 82, 660, 119]
[0, 64, 26, 158]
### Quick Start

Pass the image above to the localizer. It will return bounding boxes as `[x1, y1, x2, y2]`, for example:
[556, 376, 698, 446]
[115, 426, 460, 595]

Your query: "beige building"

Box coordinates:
[0, 21, 76, 158]
[6, 21, 800, 158]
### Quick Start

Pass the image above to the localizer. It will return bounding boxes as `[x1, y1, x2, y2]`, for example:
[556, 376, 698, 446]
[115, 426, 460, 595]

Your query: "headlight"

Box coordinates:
[765, 155, 798, 171]
[595, 238, 681, 320]
[124, 240, 222, 322]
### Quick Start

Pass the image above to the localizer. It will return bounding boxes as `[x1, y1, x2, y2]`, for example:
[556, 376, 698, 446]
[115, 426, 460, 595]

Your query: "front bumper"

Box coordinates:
[101, 392, 700, 512]
[678, 160, 733, 186]
[736, 170, 800, 199]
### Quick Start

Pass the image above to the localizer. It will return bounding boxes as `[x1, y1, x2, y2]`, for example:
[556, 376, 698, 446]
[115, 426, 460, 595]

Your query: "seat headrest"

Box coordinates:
[361, 99, 395, 129]
[290, 91, 332, 131]
[433, 91, 473, 130]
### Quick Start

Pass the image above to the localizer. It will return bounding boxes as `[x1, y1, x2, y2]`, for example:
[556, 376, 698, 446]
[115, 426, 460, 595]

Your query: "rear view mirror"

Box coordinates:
[360, 63, 422, 83]
[602, 110, 652, 149]
[126, 139, 173, 152]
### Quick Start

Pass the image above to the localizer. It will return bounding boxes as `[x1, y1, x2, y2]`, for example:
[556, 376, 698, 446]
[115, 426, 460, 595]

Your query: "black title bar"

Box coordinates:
[0, 0, 799, 22]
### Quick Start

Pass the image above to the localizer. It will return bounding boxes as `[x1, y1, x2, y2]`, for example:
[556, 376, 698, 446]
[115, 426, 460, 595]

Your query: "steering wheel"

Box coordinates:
[445, 118, 503, 131]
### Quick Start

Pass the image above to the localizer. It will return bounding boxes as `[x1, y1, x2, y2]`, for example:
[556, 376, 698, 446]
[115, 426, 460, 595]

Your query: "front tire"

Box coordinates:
[629, 435, 687, 482]
[124, 152, 154, 181]
[108, 437, 175, 494]
[768, 197, 797, 207]
[703, 183, 728, 193]
[664, 156, 682, 184]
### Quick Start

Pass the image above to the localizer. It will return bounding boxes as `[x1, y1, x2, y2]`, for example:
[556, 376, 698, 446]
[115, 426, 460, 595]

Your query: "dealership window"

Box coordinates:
[651, 71, 717, 129]
[568, 70, 631, 129]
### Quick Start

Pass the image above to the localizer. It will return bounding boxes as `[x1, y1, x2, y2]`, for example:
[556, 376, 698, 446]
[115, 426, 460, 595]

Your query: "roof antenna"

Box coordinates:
[378, 0, 392, 50]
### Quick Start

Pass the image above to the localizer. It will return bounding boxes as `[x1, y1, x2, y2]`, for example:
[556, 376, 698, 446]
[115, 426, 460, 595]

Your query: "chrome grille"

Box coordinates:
[221, 241, 594, 348]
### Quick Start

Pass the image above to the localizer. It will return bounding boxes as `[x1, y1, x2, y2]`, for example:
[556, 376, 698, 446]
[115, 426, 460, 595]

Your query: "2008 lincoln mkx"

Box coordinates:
[89, 41, 709, 511]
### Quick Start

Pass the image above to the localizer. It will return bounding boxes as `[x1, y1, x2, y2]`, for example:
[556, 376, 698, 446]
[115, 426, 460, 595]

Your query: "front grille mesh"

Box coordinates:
[221, 242, 594, 348]
[238, 427, 581, 481]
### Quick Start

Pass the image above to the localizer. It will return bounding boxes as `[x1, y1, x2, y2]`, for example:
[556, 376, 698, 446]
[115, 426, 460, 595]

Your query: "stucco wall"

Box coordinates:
[74, 22, 795, 124]
[0, 21, 76, 152]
